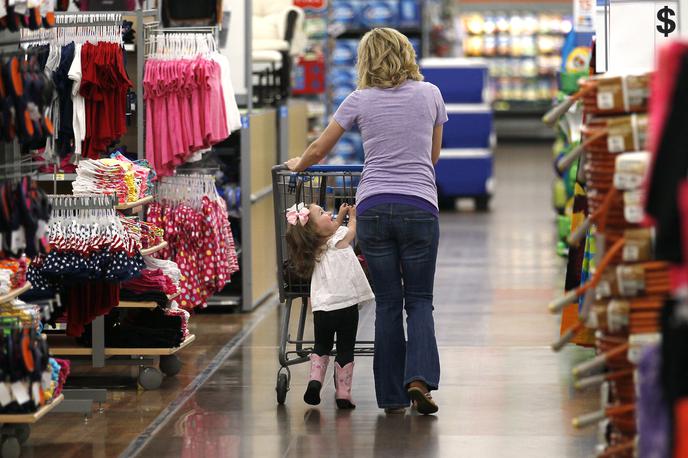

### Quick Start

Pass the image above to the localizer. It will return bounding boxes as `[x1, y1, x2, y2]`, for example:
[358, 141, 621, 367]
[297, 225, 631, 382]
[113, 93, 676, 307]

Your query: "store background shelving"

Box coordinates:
[430, 1, 573, 139]
[325, 0, 423, 164]
[459, 9, 571, 113]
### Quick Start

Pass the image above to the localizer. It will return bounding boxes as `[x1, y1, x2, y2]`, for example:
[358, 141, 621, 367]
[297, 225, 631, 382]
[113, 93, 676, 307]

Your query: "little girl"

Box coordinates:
[285, 201, 374, 409]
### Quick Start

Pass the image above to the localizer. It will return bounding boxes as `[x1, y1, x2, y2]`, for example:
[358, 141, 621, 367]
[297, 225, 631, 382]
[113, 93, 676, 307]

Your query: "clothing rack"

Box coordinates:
[49, 194, 119, 210]
[28, 9, 158, 187]
[55, 12, 124, 25]
[0, 75, 90, 422]
[144, 25, 219, 57]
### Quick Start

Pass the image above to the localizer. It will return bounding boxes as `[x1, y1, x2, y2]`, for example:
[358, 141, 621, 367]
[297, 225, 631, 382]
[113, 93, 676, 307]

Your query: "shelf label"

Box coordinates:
[241, 115, 249, 129]
[56, 173, 65, 181]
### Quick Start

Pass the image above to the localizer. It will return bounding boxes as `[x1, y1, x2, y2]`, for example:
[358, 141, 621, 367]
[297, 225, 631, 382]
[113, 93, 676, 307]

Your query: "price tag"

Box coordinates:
[596, 281, 612, 299]
[607, 135, 625, 153]
[41, 371, 52, 389]
[0, 384, 11, 407]
[623, 244, 640, 262]
[56, 173, 65, 181]
[597, 92, 615, 110]
[31, 382, 41, 404]
[11, 381, 30, 405]
[10, 228, 26, 253]
[607, 300, 630, 333]
[624, 190, 645, 223]
[617, 265, 646, 297]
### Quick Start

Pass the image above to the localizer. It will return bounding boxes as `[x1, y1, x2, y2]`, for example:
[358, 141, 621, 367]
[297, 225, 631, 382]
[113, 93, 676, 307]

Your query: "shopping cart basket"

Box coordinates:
[271, 164, 374, 405]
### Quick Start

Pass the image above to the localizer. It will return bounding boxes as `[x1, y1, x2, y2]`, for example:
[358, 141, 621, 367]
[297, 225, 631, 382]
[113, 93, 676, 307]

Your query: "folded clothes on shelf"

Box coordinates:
[79, 308, 185, 348]
[72, 155, 155, 204]
[143, 256, 181, 287]
[122, 268, 178, 296]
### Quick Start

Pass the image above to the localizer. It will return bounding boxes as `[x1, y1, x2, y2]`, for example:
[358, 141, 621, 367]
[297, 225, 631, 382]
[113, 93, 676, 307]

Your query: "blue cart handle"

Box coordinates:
[272, 164, 363, 173]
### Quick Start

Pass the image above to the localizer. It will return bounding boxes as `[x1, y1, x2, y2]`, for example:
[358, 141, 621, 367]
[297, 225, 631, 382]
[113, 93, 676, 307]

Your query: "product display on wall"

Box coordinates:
[543, 44, 688, 453]
[144, 28, 240, 176]
[146, 174, 239, 310]
[458, 10, 571, 111]
[20, 12, 134, 170]
[0, 8, 247, 402]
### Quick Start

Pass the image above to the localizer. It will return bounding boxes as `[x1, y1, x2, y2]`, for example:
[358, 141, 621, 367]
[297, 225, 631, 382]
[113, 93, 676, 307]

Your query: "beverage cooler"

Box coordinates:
[421, 58, 494, 210]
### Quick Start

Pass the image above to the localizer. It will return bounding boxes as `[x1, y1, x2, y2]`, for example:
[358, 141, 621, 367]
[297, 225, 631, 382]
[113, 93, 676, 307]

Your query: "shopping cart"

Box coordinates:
[271, 164, 375, 405]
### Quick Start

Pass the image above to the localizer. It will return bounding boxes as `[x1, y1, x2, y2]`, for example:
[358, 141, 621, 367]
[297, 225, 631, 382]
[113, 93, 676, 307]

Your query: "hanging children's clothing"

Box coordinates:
[144, 32, 240, 176]
[24, 22, 131, 161]
[146, 175, 239, 310]
[80, 41, 132, 158]
[23, 195, 153, 336]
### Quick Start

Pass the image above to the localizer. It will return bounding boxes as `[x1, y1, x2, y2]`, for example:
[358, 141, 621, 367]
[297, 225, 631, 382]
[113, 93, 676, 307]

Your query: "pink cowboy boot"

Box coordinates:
[304, 354, 330, 405]
[334, 362, 356, 409]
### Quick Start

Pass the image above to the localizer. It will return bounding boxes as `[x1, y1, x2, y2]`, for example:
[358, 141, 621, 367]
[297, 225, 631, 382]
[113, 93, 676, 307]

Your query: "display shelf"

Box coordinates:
[206, 295, 241, 307]
[336, 27, 422, 39]
[140, 241, 168, 256]
[48, 334, 196, 356]
[115, 195, 154, 211]
[36, 173, 77, 182]
[493, 100, 553, 114]
[117, 301, 158, 309]
[0, 394, 64, 424]
[0, 283, 31, 304]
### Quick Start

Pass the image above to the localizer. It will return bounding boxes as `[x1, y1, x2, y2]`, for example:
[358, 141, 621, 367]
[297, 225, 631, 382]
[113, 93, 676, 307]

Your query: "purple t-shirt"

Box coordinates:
[333, 80, 448, 211]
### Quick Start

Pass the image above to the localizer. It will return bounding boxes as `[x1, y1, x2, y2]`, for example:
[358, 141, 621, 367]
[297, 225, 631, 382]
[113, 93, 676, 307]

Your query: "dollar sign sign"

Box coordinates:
[657, 6, 677, 37]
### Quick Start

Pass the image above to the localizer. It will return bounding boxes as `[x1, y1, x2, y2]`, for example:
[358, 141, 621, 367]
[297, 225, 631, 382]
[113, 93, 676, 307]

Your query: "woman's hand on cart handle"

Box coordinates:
[285, 156, 303, 172]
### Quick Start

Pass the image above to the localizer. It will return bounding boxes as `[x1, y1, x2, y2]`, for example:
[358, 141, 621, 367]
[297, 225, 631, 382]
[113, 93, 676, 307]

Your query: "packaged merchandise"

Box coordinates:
[358, 1, 399, 29]
[398, 0, 420, 28]
[331, 1, 357, 28]
[332, 40, 359, 67]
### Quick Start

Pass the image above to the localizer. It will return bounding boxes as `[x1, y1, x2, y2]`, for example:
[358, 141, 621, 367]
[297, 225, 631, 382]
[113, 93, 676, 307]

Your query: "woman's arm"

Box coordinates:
[286, 120, 346, 172]
[431, 124, 443, 166]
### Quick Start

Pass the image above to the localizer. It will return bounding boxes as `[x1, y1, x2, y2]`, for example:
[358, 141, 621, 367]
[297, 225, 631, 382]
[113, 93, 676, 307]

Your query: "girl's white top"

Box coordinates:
[310, 226, 375, 312]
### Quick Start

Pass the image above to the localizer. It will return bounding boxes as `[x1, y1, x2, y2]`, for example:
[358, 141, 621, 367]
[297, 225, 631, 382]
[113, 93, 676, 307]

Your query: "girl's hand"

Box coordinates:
[285, 157, 302, 172]
[335, 203, 349, 226]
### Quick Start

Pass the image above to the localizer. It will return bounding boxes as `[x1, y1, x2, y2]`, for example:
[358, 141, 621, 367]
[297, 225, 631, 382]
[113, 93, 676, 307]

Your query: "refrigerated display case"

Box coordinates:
[456, 9, 572, 115]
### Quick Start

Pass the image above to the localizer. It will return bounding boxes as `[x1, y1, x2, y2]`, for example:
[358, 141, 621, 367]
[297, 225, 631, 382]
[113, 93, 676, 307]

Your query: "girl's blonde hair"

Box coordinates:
[357, 27, 423, 89]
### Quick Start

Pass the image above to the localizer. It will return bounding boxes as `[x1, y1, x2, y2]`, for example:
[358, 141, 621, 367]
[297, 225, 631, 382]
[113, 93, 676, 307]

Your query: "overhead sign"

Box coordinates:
[574, 0, 596, 32]
[294, 0, 327, 10]
[605, 0, 680, 72]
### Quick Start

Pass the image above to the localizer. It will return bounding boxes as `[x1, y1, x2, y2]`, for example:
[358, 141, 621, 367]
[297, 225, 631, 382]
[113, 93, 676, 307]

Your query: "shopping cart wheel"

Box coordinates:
[276, 372, 289, 405]
[1, 436, 20, 458]
[13, 425, 29, 445]
[138, 367, 164, 390]
[159, 355, 182, 377]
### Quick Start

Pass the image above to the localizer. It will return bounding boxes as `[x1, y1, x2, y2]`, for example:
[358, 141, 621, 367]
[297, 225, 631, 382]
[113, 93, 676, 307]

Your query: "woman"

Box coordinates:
[286, 27, 446, 415]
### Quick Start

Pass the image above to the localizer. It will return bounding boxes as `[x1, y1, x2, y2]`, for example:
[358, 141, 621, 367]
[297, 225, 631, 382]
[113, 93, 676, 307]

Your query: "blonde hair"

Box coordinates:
[357, 27, 423, 89]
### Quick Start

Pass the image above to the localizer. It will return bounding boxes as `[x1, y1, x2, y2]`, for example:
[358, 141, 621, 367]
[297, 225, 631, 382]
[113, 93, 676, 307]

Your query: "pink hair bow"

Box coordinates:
[286, 203, 310, 226]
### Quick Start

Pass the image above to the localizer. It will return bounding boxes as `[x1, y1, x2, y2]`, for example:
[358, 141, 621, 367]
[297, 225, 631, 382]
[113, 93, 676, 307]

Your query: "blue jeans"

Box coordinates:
[357, 203, 441, 409]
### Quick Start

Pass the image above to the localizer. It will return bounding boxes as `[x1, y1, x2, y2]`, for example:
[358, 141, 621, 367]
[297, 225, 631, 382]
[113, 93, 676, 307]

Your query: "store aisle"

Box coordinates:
[127, 143, 598, 458]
